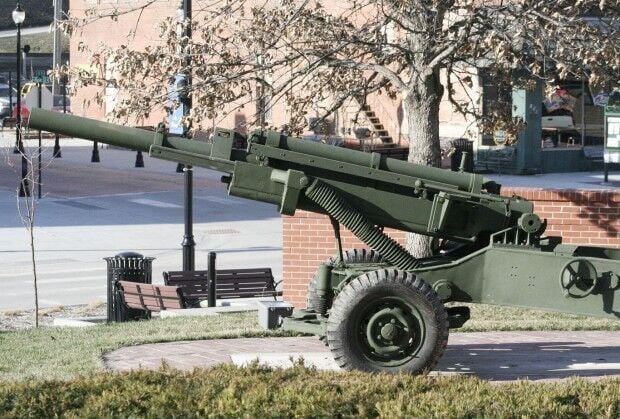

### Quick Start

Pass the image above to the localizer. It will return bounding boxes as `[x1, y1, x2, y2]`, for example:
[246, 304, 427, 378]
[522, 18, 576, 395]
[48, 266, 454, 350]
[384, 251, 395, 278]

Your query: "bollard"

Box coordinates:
[208, 252, 217, 307]
[135, 150, 145, 168]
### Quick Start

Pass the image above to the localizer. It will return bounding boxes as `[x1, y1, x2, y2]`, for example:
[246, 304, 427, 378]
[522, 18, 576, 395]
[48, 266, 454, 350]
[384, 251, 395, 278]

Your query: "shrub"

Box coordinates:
[0, 364, 618, 418]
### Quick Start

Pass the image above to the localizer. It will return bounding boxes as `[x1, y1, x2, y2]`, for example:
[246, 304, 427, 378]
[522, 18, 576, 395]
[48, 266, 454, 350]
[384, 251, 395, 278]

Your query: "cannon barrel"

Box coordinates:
[30, 108, 488, 195]
[29, 107, 528, 244]
[258, 134, 486, 194]
[28, 108, 215, 158]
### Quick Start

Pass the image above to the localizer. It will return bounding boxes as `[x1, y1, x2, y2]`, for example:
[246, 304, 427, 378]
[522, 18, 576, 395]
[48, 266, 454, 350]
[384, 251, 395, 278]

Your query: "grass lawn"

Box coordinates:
[1, 304, 619, 383]
[459, 303, 620, 332]
[0, 312, 292, 382]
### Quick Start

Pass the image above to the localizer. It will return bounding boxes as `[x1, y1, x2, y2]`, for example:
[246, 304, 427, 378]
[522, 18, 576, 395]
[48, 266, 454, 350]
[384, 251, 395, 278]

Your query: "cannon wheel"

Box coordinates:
[306, 248, 384, 311]
[326, 269, 448, 374]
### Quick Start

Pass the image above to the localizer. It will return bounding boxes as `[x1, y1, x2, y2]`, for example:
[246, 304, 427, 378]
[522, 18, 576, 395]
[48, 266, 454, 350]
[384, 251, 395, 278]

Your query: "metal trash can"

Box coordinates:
[104, 252, 155, 322]
[450, 138, 474, 173]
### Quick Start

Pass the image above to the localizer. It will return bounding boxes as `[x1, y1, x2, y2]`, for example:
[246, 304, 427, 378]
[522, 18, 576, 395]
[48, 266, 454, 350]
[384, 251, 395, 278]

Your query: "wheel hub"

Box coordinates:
[362, 304, 421, 362]
[380, 323, 397, 340]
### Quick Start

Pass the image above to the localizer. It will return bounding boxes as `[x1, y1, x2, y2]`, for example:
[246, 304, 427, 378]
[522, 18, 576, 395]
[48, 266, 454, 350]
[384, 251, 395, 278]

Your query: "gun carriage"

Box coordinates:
[29, 109, 620, 374]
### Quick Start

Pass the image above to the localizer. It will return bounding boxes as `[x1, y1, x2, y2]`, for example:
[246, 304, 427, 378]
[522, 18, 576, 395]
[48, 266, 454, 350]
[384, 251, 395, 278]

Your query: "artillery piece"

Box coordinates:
[29, 109, 620, 374]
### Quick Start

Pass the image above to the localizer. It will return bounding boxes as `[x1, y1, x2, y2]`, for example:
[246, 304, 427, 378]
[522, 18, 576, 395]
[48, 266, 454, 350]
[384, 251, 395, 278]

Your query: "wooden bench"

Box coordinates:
[163, 268, 281, 307]
[117, 280, 187, 312]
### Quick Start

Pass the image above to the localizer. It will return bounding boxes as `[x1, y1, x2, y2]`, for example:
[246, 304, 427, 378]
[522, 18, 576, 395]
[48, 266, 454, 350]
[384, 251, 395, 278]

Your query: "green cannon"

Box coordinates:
[29, 108, 620, 374]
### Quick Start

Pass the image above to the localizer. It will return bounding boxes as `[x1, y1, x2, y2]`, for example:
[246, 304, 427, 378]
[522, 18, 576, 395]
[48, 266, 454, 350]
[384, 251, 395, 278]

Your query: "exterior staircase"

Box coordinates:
[358, 103, 397, 147]
[349, 99, 408, 160]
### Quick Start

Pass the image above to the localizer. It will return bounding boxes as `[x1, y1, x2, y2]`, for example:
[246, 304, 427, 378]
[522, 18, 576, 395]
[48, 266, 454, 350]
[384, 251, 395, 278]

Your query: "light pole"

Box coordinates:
[179, 0, 195, 271]
[13, 2, 30, 198]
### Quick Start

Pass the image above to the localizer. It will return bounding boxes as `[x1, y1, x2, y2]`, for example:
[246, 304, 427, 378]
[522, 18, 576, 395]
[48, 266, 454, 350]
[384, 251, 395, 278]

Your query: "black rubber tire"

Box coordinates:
[326, 269, 448, 374]
[306, 248, 384, 311]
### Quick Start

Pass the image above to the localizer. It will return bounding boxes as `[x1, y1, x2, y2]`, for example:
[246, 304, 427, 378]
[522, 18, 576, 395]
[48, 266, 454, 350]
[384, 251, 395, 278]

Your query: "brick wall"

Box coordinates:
[282, 187, 620, 308]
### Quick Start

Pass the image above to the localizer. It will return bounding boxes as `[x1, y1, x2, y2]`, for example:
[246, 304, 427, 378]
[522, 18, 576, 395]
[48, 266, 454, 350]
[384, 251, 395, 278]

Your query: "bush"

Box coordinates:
[0, 364, 619, 418]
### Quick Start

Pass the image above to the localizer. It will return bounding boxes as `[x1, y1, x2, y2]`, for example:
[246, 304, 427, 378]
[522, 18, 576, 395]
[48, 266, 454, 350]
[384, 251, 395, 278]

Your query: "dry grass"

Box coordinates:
[38, 306, 64, 316]
[0, 365, 618, 418]
[0, 310, 24, 318]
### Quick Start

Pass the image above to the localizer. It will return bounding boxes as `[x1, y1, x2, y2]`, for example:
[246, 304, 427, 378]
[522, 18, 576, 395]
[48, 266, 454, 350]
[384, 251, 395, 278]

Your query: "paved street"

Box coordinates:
[0, 133, 282, 310]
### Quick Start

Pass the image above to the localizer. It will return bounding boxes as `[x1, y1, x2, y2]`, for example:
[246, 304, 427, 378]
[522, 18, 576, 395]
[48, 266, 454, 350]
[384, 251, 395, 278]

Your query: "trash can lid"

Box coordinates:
[115, 251, 144, 259]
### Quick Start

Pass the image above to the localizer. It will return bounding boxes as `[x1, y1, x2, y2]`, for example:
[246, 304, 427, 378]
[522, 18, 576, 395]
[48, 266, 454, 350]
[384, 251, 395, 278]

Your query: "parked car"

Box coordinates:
[0, 84, 18, 118]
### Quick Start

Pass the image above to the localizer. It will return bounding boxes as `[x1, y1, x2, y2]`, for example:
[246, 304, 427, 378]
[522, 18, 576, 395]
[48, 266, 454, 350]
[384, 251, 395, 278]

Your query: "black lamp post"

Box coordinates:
[180, 0, 195, 271]
[13, 2, 30, 198]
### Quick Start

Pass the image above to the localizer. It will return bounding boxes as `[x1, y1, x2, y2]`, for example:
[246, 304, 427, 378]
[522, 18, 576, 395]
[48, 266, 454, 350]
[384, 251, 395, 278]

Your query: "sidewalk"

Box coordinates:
[103, 331, 620, 382]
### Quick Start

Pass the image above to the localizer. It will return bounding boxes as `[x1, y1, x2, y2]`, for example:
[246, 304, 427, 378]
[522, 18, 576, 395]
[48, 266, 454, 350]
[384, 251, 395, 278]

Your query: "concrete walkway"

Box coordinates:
[103, 331, 620, 382]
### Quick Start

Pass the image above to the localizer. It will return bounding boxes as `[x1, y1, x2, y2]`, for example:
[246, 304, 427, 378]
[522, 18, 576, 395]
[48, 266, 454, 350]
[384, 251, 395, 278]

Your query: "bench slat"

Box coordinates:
[165, 275, 273, 283]
[167, 268, 271, 276]
[167, 279, 274, 288]
[117, 281, 185, 312]
[180, 288, 281, 297]
[122, 287, 182, 298]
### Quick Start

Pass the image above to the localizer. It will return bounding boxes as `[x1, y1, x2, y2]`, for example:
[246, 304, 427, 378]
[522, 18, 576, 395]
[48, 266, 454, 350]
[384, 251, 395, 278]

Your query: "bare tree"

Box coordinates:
[16, 153, 39, 327]
[66, 0, 620, 256]
[7, 129, 50, 327]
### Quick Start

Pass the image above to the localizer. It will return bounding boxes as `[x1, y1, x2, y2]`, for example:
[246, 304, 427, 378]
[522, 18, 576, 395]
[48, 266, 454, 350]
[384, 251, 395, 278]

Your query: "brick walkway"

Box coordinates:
[103, 331, 620, 381]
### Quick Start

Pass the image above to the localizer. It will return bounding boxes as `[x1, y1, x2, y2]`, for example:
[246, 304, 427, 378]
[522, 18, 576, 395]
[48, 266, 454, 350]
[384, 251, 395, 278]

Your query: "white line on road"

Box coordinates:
[3, 285, 105, 297]
[554, 363, 620, 371]
[196, 196, 237, 205]
[15, 275, 106, 285]
[129, 198, 183, 208]
[0, 267, 105, 279]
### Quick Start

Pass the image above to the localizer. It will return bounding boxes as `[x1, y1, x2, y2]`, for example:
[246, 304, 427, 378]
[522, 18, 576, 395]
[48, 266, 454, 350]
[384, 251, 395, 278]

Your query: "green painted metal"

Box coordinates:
[28, 108, 620, 371]
[513, 79, 543, 174]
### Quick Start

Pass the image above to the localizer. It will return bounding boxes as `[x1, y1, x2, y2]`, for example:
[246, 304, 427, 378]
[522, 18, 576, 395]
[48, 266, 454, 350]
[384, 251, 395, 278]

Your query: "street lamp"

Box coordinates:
[13, 2, 30, 198]
[178, 0, 195, 271]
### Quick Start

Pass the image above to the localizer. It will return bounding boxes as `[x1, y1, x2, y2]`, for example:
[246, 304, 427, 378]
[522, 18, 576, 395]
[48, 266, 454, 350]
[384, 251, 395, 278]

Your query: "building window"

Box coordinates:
[479, 68, 512, 146]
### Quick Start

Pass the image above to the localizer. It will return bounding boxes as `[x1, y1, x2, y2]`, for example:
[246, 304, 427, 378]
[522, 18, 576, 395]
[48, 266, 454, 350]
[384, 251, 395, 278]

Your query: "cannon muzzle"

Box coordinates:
[29, 108, 156, 152]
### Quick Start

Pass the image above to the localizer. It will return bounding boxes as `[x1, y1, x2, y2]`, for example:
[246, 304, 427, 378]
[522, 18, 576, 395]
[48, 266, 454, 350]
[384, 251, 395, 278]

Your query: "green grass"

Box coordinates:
[0, 365, 619, 417]
[0, 312, 292, 382]
[1, 305, 619, 383]
[459, 303, 620, 332]
[0, 32, 69, 54]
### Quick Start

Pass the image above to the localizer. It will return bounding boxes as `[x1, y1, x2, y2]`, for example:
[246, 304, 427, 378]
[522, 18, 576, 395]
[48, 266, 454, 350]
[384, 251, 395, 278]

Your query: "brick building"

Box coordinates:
[69, 0, 472, 148]
[70, 1, 608, 174]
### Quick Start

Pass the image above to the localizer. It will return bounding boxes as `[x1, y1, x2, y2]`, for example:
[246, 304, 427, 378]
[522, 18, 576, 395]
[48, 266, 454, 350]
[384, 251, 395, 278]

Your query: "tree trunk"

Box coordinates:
[404, 70, 444, 258]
